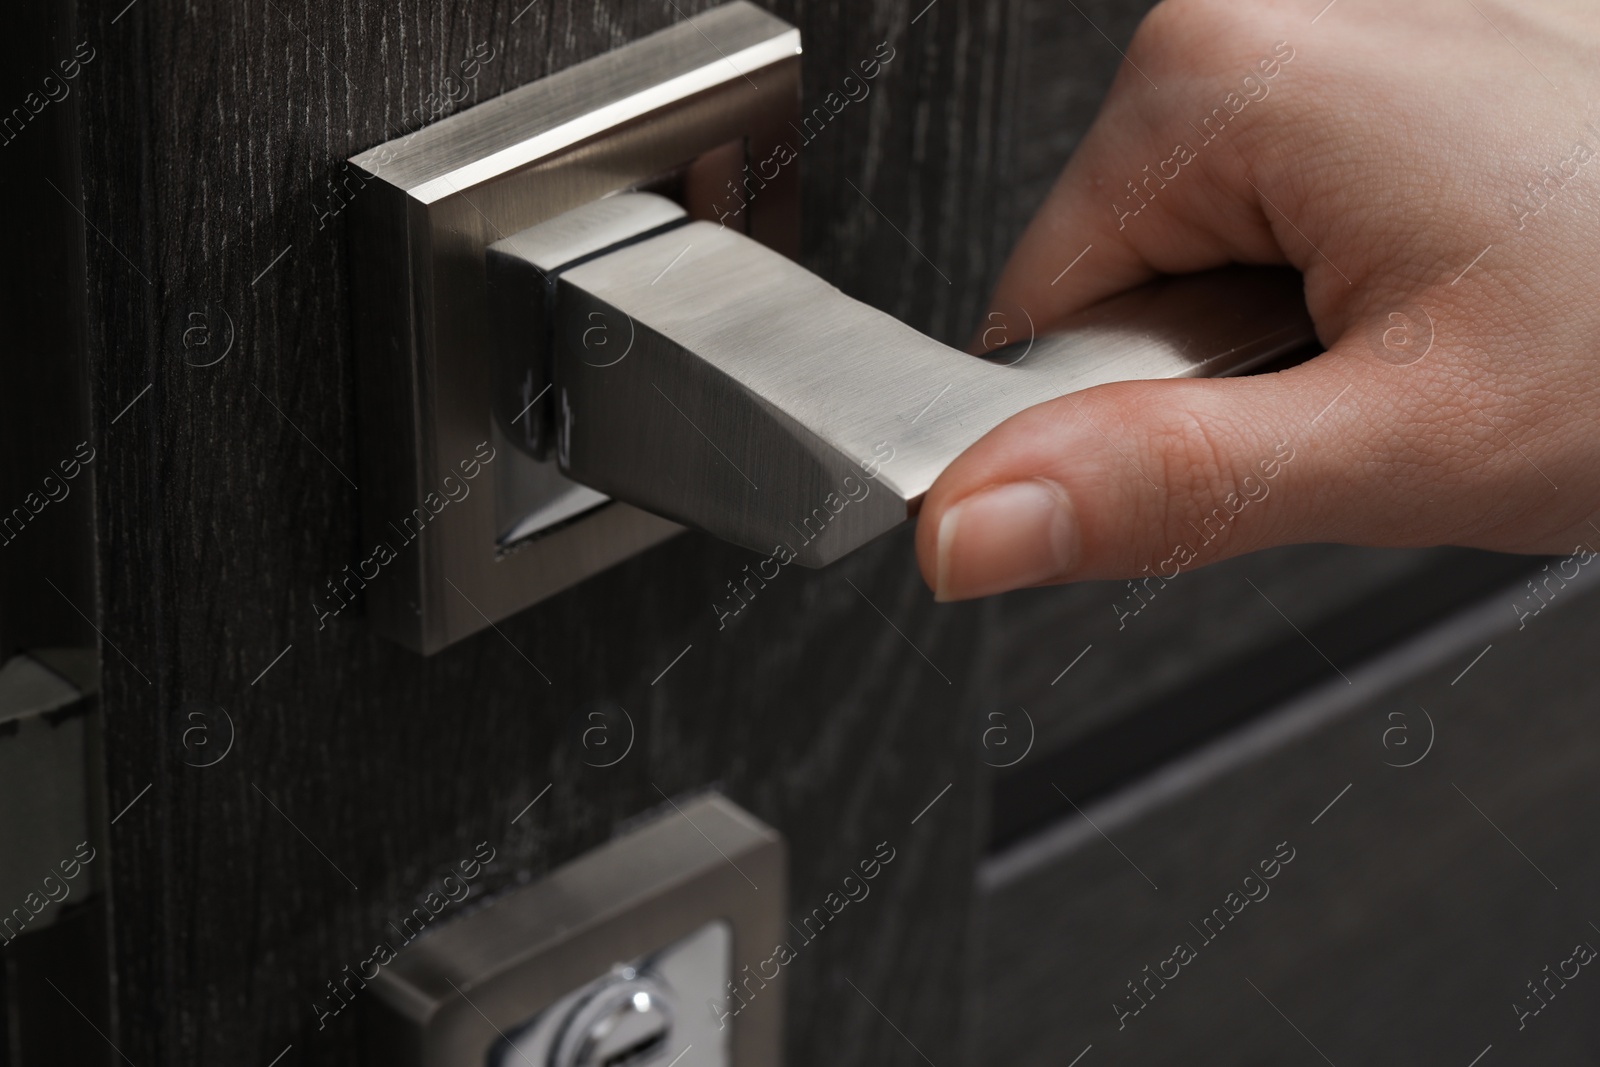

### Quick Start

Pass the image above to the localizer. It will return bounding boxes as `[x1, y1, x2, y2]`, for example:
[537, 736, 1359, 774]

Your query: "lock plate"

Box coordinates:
[347, 2, 800, 653]
[363, 794, 785, 1067]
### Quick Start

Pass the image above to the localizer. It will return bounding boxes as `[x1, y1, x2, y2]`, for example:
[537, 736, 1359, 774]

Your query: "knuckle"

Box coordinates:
[1132, 0, 1235, 60]
[1125, 3, 1188, 68]
[1130, 0, 1286, 74]
[1137, 402, 1270, 561]
[1060, 382, 1299, 574]
[1069, 386, 1228, 558]
[1154, 413, 1229, 528]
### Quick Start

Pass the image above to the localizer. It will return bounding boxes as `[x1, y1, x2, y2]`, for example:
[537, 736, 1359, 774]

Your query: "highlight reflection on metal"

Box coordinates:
[349, 0, 1312, 653]
[364, 794, 785, 1067]
[346, 2, 800, 652]
[491, 192, 1317, 566]
[492, 923, 727, 1067]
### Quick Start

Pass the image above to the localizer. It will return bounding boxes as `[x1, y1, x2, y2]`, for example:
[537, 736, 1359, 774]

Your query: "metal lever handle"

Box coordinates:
[489, 193, 1315, 567]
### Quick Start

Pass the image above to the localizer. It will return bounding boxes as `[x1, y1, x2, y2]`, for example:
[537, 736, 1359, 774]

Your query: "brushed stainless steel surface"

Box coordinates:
[349, 0, 1309, 651]
[364, 794, 784, 1067]
[495, 196, 1315, 567]
[346, 2, 800, 652]
[488, 193, 691, 462]
[493, 925, 728, 1067]
[558, 977, 675, 1067]
[348, 21, 802, 204]
[489, 194, 691, 276]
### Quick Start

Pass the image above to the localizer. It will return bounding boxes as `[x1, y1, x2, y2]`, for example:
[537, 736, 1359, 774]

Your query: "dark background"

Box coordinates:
[4, 0, 1596, 1064]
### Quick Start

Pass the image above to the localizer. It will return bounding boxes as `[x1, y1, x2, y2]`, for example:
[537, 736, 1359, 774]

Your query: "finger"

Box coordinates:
[976, 12, 1313, 350]
[915, 333, 1589, 602]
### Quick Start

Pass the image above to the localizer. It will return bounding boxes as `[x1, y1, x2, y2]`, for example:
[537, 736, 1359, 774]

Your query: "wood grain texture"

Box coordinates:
[65, 0, 1549, 1065]
[75, 2, 1009, 1065]
[975, 575, 1600, 1066]
[1007, 0, 1162, 237]
[974, 544, 1455, 758]
[982, 545, 1538, 846]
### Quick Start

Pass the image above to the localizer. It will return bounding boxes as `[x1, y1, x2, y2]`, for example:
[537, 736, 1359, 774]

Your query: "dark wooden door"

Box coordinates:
[73, 3, 1012, 1065]
[8, 1, 1589, 1066]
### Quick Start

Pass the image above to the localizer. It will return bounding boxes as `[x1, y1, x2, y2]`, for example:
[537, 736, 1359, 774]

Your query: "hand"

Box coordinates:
[915, 0, 1600, 601]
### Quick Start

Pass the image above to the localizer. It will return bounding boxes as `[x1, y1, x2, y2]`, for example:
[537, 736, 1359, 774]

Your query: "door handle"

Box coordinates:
[487, 192, 1313, 567]
[345, 0, 1314, 652]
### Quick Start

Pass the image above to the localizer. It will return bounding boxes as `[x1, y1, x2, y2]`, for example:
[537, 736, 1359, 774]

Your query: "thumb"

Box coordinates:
[915, 343, 1419, 601]
[923, 19, 1369, 596]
